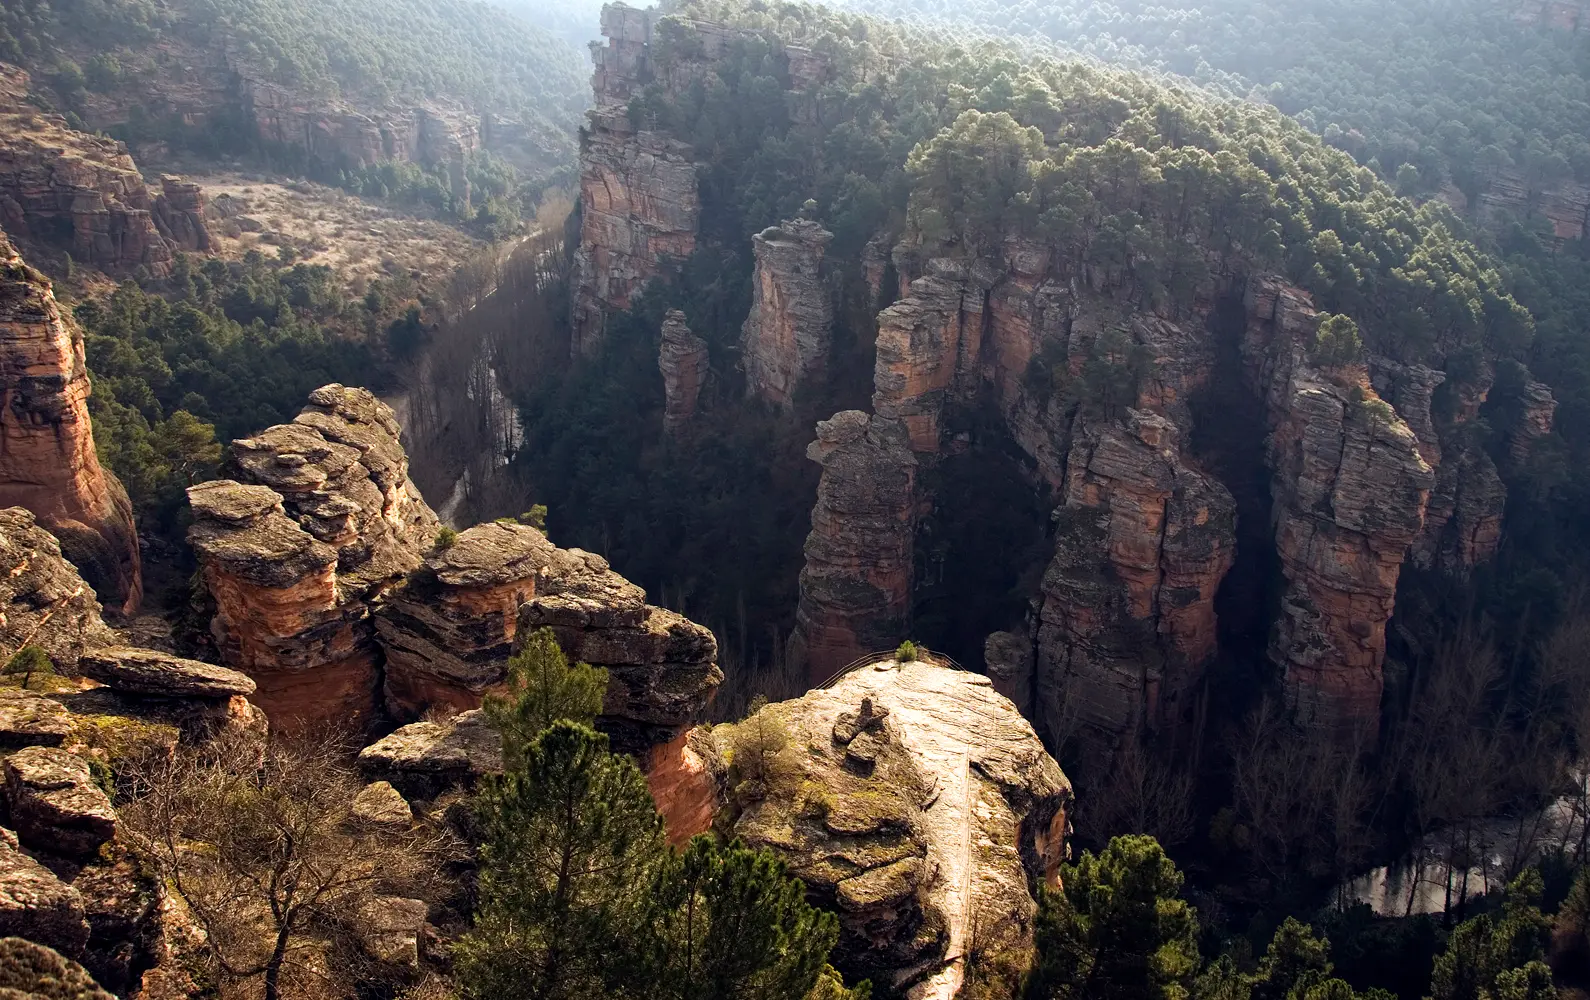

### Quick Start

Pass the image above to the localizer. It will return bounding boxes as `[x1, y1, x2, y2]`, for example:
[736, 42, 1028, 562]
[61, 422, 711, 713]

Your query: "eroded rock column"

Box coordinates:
[790, 411, 917, 681]
[0, 232, 141, 613]
[742, 218, 834, 407]
[658, 309, 708, 435]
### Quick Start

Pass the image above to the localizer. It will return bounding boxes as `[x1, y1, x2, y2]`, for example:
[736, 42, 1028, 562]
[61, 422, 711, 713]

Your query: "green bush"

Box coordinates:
[1311, 314, 1364, 369]
[895, 641, 919, 663]
[435, 526, 459, 550]
[2, 646, 55, 677]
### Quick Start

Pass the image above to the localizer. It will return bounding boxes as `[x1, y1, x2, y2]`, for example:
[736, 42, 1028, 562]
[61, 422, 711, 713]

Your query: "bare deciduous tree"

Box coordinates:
[122, 731, 454, 1000]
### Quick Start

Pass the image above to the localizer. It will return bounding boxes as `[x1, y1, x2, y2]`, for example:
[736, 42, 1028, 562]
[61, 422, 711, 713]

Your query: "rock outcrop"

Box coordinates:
[658, 309, 709, 435]
[0, 238, 141, 613]
[357, 709, 503, 800]
[0, 840, 90, 957]
[151, 176, 211, 252]
[790, 412, 918, 681]
[0, 508, 118, 672]
[188, 384, 723, 741]
[0, 68, 175, 277]
[742, 218, 835, 407]
[1244, 279, 1433, 730]
[573, 8, 699, 356]
[377, 518, 721, 740]
[2, 746, 117, 859]
[1035, 412, 1236, 742]
[186, 385, 439, 730]
[659, 659, 1070, 997]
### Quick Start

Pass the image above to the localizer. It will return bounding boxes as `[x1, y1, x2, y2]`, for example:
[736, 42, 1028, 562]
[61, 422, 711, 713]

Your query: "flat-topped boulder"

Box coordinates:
[0, 689, 74, 749]
[77, 647, 256, 700]
[352, 781, 413, 828]
[357, 710, 502, 799]
[1, 747, 116, 859]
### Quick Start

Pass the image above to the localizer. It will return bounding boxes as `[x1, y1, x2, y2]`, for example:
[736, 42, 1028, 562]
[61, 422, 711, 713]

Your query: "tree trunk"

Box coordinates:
[263, 918, 293, 1000]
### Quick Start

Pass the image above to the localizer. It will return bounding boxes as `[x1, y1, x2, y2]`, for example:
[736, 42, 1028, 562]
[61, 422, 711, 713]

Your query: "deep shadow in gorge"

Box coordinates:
[912, 396, 1053, 670]
[1188, 291, 1284, 714]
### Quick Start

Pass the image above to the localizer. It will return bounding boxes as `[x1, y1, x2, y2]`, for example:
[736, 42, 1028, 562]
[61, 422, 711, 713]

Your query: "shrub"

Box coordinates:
[895, 640, 919, 663]
[729, 696, 791, 795]
[520, 504, 548, 531]
[435, 526, 458, 550]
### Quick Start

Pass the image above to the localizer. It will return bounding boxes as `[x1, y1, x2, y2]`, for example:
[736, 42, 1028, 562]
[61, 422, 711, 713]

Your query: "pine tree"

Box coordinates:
[1253, 918, 1333, 1000]
[456, 722, 667, 1000]
[647, 836, 846, 1000]
[484, 627, 608, 765]
[1028, 834, 1200, 1000]
[1431, 871, 1555, 1000]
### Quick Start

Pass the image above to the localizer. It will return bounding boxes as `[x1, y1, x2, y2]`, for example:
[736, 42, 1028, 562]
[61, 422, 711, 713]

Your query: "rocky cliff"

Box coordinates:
[658, 308, 708, 434]
[790, 411, 918, 681]
[0, 232, 141, 613]
[742, 218, 835, 407]
[793, 239, 1472, 748]
[1243, 279, 1433, 730]
[188, 384, 723, 744]
[0, 67, 196, 278]
[572, 6, 700, 356]
[656, 657, 1070, 998]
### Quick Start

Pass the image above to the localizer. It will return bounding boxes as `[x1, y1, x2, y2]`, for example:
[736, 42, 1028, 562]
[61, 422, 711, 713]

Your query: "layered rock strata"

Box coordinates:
[658, 659, 1070, 997]
[189, 384, 724, 742]
[151, 176, 211, 252]
[1243, 279, 1433, 729]
[0, 243, 141, 613]
[1034, 412, 1236, 742]
[658, 309, 709, 435]
[742, 218, 835, 407]
[377, 518, 722, 741]
[790, 411, 918, 681]
[186, 385, 439, 730]
[0, 69, 176, 277]
[573, 12, 699, 356]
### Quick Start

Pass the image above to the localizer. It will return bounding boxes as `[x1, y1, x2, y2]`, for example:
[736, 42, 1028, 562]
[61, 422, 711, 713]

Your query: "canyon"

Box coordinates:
[568, 3, 1555, 762]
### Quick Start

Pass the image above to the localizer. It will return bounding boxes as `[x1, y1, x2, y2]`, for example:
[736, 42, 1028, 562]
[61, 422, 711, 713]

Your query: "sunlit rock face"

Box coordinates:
[654, 658, 1071, 999]
[743, 218, 835, 408]
[0, 233, 141, 613]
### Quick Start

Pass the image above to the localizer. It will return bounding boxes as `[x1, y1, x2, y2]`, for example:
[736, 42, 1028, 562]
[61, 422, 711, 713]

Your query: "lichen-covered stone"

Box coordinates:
[1, 747, 116, 859]
[0, 841, 90, 958]
[661, 660, 1070, 996]
[0, 690, 74, 749]
[0, 235, 141, 613]
[0, 509, 117, 674]
[0, 936, 112, 998]
[352, 781, 412, 828]
[356, 710, 502, 800]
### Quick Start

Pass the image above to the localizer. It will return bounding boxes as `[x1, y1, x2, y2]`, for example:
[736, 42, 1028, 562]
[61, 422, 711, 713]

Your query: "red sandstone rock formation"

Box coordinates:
[658, 309, 709, 435]
[742, 219, 834, 407]
[1035, 412, 1235, 742]
[189, 384, 723, 743]
[0, 68, 174, 277]
[186, 385, 439, 730]
[151, 176, 210, 252]
[573, 6, 700, 357]
[1245, 279, 1433, 730]
[0, 233, 141, 613]
[790, 411, 917, 682]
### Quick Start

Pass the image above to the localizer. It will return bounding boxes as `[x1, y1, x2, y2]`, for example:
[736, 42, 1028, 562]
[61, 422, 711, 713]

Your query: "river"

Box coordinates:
[1339, 769, 1590, 916]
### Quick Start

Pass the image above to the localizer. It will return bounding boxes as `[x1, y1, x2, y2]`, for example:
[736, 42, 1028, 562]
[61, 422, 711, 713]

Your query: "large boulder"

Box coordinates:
[356, 710, 502, 800]
[666, 658, 1071, 996]
[0, 691, 74, 750]
[77, 648, 255, 700]
[1, 747, 116, 859]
